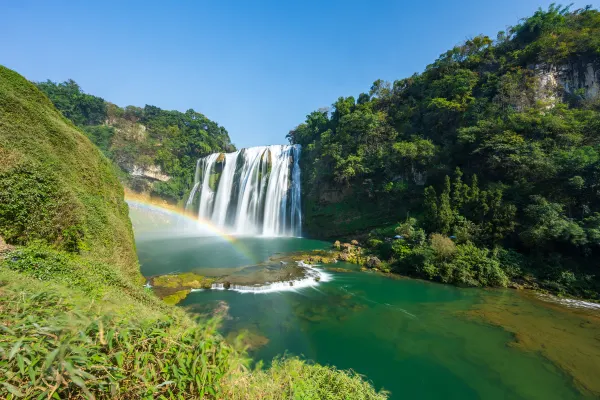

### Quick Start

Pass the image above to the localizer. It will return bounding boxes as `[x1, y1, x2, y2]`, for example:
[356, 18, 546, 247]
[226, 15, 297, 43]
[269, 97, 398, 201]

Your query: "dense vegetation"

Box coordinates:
[288, 5, 600, 299]
[0, 66, 138, 278]
[0, 66, 386, 398]
[36, 79, 235, 203]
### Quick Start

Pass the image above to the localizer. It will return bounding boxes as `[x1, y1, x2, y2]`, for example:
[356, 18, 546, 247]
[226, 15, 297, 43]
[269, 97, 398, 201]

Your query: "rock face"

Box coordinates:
[535, 62, 600, 102]
[131, 165, 171, 182]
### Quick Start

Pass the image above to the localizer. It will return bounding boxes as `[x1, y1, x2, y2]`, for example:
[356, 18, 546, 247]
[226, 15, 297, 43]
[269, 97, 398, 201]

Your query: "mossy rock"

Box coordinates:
[162, 289, 192, 305]
[152, 272, 214, 290]
[151, 272, 215, 304]
[226, 329, 270, 351]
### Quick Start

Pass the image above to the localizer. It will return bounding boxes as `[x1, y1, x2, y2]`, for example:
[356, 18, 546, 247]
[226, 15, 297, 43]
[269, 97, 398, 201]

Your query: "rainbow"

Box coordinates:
[125, 196, 259, 263]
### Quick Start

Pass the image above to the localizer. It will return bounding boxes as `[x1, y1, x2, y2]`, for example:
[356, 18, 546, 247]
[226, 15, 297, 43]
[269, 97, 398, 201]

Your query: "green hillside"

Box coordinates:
[289, 6, 600, 298]
[0, 66, 138, 277]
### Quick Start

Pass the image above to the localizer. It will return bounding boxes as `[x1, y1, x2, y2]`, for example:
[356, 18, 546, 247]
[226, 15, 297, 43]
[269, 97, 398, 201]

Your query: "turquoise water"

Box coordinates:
[131, 210, 597, 399]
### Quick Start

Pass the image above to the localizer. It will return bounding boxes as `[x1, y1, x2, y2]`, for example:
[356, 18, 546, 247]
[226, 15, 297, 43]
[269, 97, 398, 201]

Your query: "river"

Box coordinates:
[130, 203, 600, 399]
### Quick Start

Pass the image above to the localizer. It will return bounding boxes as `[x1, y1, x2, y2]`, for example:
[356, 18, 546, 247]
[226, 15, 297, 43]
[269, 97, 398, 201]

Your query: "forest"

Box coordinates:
[36, 80, 235, 202]
[287, 5, 600, 298]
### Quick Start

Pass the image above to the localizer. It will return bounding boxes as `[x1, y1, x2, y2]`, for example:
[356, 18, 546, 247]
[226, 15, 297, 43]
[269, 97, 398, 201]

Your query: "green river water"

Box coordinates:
[130, 206, 600, 399]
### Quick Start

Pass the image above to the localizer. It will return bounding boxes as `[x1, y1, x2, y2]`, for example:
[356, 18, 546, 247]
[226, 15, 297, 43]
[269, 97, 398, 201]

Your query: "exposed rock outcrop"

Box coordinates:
[535, 62, 600, 102]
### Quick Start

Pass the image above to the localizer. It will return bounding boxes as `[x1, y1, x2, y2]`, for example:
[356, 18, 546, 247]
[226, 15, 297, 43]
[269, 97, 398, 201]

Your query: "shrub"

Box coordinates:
[443, 244, 509, 287]
[495, 248, 526, 279]
[429, 233, 457, 259]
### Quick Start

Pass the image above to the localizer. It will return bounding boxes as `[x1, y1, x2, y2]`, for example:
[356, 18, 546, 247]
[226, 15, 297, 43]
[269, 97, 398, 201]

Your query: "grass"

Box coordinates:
[0, 65, 138, 280]
[223, 358, 388, 400]
[0, 264, 387, 399]
[0, 269, 240, 399]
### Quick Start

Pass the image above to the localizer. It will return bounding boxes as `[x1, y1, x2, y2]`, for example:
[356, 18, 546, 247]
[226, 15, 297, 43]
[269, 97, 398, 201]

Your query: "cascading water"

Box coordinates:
[186, 144, 302, 236]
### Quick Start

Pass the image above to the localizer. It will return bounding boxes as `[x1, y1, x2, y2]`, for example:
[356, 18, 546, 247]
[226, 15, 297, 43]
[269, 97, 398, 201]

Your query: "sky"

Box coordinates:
[2, 0, 599, 149]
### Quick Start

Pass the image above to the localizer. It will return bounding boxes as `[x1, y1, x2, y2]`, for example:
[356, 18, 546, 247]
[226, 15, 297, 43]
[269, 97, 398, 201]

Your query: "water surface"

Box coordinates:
[132, 211, 600, 399]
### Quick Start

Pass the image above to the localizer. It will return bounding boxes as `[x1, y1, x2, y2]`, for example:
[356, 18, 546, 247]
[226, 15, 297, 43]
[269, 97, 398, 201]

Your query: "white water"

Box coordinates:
[209, 265, 332, 294]
[186, 145, 302, 236]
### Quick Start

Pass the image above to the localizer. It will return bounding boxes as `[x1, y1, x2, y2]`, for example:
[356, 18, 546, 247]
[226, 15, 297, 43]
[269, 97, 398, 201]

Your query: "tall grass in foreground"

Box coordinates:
[0, 276, 241, 398]
[0, 267, 388, 399]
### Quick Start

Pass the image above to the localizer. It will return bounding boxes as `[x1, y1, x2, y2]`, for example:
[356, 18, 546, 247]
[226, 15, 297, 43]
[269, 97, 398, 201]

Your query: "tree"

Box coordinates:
[423, 186, 438, 230]
[438, 176, 454, 234]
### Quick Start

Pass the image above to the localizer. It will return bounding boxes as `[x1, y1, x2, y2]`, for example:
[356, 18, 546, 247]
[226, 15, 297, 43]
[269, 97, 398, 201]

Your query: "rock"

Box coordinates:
[333, 240, 341, 250]
[338, 253, 349, 261]
[351, 239, 359, 246]
[162, 290, 191, 306]
[365, 256, 382, 268]
[223, 281, 231, 290]
[212, 300, 230, 317]
[0, 236, 14, 255]
[341, 242, 352, 250]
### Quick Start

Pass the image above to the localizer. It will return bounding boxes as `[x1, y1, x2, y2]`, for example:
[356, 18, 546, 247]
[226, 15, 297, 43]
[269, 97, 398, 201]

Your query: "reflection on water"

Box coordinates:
[132, 210, 600, 400]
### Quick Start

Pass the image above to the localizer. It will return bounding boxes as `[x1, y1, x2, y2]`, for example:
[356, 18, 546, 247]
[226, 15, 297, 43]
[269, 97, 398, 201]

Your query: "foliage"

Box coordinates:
[223, 357, 388, 400]
[429, 233, 456, 259]
[0, 66, 138, 278]
[0, 269, 239, 399]
[288, 6, 600, 298]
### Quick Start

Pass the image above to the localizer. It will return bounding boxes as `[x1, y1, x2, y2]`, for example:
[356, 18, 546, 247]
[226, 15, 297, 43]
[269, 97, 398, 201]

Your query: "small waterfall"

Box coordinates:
[186, 145, 302, 236]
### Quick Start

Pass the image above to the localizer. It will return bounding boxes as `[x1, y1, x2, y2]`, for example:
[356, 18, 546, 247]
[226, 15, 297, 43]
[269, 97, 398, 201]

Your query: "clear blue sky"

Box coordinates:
[2, 0, 598, 148]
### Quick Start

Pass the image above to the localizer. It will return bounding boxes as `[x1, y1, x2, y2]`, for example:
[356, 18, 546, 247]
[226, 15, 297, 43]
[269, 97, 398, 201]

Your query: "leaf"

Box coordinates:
[1, 382, 24, 397]
[9, 339, 22, 360]
[114, 352, 124, 368]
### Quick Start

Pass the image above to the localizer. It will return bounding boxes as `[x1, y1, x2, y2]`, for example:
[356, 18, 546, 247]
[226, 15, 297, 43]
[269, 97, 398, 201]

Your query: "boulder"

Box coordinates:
[365, 256, 382, 269]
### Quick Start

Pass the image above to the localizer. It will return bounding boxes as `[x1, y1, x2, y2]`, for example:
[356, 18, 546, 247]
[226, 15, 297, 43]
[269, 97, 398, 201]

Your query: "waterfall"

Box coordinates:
[186, 145, 302, 237]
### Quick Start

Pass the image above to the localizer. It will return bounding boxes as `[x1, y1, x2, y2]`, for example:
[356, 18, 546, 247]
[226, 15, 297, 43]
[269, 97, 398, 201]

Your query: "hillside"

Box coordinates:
[288, 6, 600, 298]
[0, 66, 138, 277]
[0, 66, 385, 398]
[36, 80, 235, 204]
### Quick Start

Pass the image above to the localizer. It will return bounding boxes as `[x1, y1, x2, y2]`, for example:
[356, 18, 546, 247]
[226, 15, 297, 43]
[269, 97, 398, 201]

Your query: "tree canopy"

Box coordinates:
[288, 6, 600, 298]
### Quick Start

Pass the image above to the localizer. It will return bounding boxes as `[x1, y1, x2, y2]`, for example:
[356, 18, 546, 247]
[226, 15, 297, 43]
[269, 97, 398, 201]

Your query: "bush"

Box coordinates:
[429, 233, 457, 259]
[495, 248, 526, 279]
[437, 244, 508, 287]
